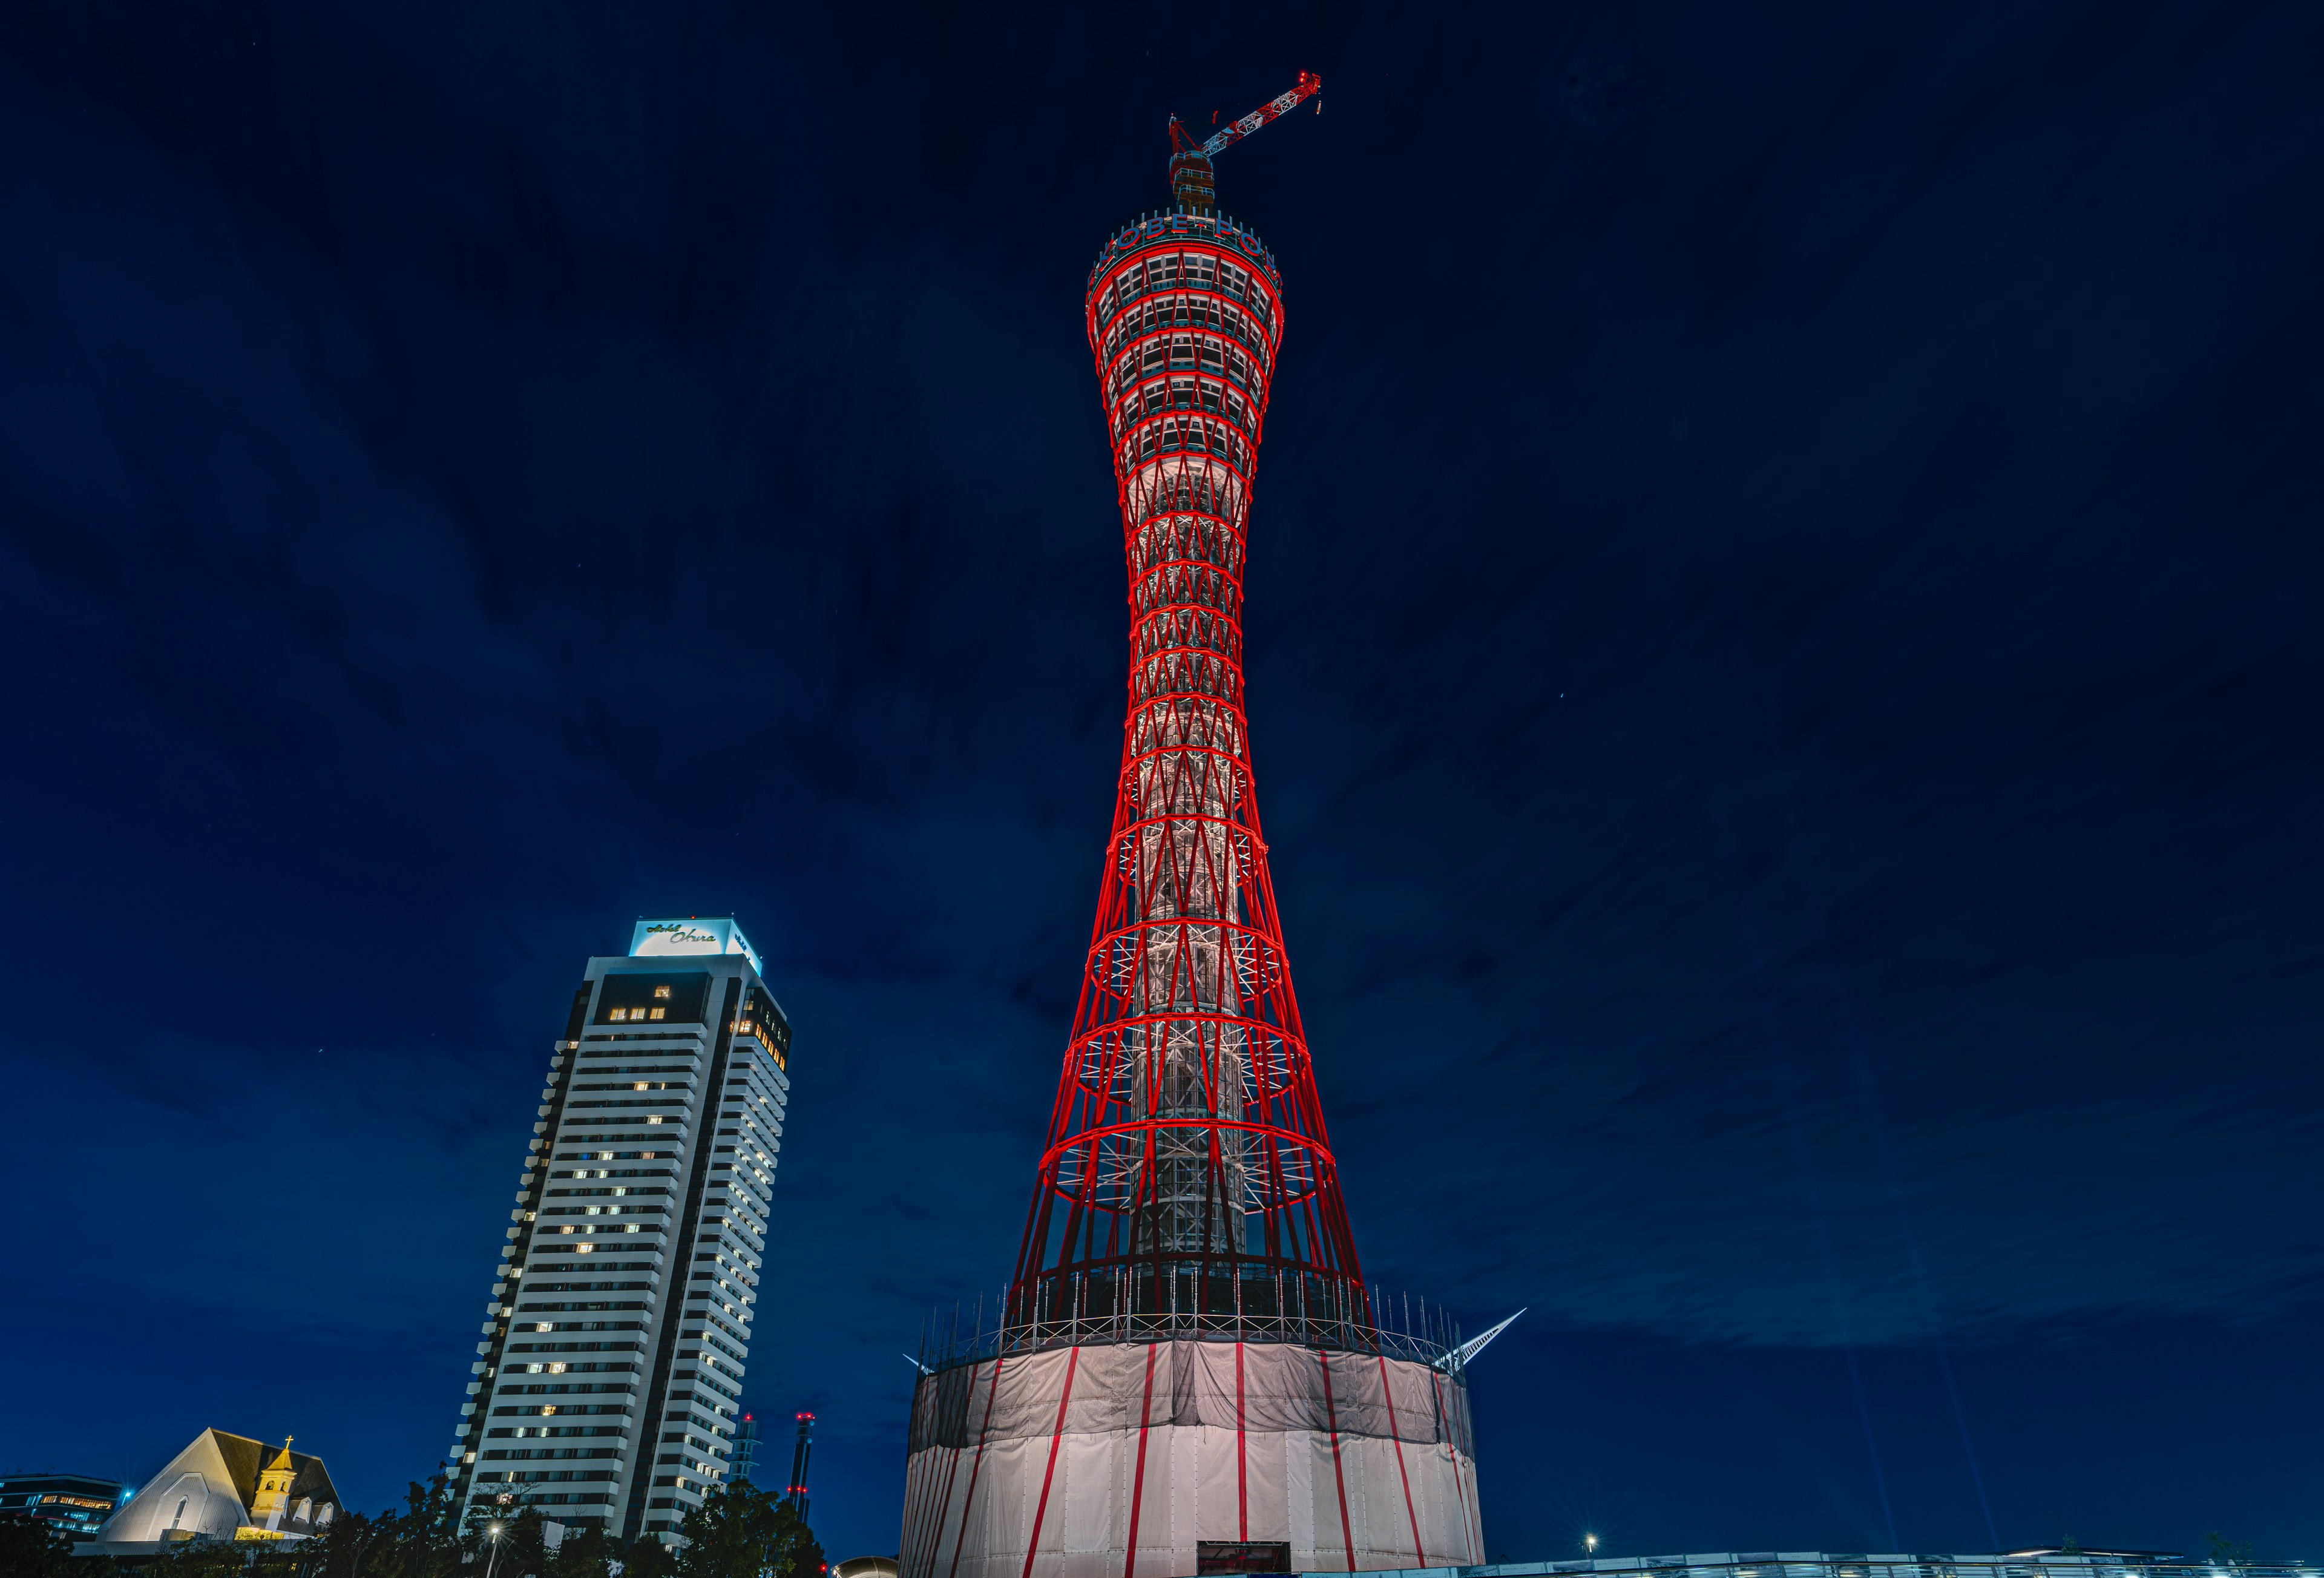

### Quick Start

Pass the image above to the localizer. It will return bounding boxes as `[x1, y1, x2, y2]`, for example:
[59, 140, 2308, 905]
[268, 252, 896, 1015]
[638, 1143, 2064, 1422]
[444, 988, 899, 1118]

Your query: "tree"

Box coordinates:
[545, 1525, 618, 1578]
[485, 1508, 551, 1578]
[309, 1508, 386, 1578]
[2208, 1533, 2255, 1569]
[143, 1538, 260, 1576]
[355, 1476, 467, 1578]
[622, 1534, 680, 1578]
[671, 1483, 823, 1578]
[0, 1519, 102, 1578]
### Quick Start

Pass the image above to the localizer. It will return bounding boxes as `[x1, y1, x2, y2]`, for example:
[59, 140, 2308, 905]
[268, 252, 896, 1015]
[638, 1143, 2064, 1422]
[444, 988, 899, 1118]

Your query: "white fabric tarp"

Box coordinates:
[900, 1341, 1482, 1578]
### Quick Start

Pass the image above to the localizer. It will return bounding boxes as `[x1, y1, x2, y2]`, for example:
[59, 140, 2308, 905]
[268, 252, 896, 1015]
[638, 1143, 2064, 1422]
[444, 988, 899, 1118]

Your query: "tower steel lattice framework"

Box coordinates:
[901, 74, 1492, 1578]
[1004, 71, 1367, 1350]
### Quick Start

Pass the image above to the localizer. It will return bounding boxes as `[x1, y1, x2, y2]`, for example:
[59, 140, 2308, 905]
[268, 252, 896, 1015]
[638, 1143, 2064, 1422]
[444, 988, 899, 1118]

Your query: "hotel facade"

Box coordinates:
[447, 918, 793, 1542]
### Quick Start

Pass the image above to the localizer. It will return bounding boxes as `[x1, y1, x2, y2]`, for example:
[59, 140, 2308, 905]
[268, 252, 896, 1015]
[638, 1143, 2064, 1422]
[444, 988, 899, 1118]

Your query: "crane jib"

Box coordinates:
[1198, 71, 1322, 160]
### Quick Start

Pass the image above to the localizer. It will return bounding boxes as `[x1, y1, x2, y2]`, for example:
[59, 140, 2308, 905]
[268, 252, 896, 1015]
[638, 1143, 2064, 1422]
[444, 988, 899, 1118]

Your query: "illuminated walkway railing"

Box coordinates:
[1339, 1556, 2317, 1578]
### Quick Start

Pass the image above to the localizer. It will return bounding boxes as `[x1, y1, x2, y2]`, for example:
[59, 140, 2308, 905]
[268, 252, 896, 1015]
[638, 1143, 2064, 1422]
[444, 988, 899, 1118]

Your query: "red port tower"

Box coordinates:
[901, 76, 1492, 1578]
[1009, 70, 1363, 1349]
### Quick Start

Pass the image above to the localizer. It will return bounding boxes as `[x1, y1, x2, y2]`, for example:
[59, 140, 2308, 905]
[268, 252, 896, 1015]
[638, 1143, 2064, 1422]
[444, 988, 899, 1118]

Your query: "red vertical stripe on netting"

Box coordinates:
[1236, 1340, 1249, 1539]
[1122, 1344, 1160, 1578]
[945, 1356, 1006, 1578]
[1430, 1370, 1479, 1564]
[1377, 1353, 1426, 1566]
[1020, 1346, 1083, 1578]
[1318, 1349, 1355, 1572]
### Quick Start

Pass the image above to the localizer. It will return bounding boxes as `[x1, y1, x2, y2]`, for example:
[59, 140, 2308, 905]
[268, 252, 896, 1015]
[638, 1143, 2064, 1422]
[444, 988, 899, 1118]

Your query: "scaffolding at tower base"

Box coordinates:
[921, 1275, 1478, 1373]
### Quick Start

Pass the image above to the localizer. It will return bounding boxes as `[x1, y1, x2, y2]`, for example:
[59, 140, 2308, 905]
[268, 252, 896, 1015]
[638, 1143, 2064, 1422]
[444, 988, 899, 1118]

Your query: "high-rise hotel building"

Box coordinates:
[448, 918, 793, 1542]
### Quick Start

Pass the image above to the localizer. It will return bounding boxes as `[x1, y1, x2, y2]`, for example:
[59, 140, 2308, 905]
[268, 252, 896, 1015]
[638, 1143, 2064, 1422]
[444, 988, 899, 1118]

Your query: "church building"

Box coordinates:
[89, 1430, 340, 1556]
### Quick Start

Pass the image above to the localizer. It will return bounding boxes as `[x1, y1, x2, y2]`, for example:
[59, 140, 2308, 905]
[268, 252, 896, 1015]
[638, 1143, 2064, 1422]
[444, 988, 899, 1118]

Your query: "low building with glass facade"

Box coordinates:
[0, 1471, 127, 1544]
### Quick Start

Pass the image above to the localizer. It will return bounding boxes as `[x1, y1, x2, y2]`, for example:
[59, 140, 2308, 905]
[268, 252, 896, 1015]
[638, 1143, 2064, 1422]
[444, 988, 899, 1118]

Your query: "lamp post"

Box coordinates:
[484, 1523, 505, 1578]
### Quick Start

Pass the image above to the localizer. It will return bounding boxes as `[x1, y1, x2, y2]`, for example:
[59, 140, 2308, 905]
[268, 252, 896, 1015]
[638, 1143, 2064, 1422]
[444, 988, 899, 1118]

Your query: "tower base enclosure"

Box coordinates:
[901, 1340, 1480, 1578]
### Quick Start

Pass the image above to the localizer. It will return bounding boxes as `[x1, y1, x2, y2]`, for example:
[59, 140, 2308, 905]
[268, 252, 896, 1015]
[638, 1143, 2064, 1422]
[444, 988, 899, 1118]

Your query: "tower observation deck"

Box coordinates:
[899, 76, 1489, 1578]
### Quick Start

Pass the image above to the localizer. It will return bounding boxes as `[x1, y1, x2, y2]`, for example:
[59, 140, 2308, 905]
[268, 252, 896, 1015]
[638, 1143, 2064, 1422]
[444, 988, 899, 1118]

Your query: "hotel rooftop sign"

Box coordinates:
[629, 915, 763, 977]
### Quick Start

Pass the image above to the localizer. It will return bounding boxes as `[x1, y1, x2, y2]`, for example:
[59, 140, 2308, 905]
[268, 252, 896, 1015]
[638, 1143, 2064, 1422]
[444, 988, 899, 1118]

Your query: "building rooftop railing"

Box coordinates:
[915, 1281, 1474, 1378]
[1089, 208, 1283, 295]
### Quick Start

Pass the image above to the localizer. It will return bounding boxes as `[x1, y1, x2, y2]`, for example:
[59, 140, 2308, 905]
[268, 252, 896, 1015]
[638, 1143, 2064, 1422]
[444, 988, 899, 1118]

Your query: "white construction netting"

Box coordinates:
[901, 1340, 1482, 1578]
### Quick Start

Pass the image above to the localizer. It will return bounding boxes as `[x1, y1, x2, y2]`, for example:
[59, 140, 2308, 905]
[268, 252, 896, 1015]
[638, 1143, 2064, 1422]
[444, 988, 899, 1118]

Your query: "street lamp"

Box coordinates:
[484, 1524, 505, 1578]
[1584, 1534, 1601, 1556]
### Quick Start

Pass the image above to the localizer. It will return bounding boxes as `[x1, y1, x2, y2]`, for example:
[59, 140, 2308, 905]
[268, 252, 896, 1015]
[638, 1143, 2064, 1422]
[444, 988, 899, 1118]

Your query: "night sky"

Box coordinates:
[4, 0, 2322, 1566]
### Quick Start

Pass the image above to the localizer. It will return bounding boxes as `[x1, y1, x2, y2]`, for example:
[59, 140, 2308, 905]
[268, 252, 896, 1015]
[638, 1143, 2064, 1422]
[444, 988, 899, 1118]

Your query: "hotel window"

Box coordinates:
[654, 985, 672, 1000]
[649, 1007, 666, 1020]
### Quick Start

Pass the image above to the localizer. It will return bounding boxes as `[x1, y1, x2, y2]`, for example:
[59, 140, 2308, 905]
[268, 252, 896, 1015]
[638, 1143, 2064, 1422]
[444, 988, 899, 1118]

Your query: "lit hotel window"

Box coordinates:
[654, 985, 672, 999]
[608, 1007, 628, 1021]
[649, 1007, 666, 1020]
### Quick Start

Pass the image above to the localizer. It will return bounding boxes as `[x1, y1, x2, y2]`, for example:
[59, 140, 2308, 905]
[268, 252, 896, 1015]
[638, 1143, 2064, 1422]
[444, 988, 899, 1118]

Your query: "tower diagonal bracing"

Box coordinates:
[900, 85, 1488, 1578]
[1005, 215, 1367, 1349]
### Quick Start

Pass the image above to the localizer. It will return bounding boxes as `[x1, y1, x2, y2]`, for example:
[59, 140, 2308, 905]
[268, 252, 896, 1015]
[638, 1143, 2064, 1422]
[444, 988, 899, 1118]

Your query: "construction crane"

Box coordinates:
[1167, 70, 1322, 212]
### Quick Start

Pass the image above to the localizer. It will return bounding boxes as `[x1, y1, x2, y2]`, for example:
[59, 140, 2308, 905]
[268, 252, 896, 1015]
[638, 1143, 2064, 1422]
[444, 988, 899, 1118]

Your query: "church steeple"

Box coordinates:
[253, 1438, 295, 1531]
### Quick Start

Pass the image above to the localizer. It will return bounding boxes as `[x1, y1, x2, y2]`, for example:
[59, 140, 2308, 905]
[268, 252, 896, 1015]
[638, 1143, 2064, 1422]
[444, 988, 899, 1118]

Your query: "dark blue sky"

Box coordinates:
[4, 0, 2321, 1565]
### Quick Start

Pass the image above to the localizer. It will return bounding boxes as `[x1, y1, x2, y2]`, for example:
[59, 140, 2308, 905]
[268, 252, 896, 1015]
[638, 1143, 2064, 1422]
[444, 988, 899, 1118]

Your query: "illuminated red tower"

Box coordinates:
[901, 76, 1492, 1578]
[1008, 70, 1363, 1350]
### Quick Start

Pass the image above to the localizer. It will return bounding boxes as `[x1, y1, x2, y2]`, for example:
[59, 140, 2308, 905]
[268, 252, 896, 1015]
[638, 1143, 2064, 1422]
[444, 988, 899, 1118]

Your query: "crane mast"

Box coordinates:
[1167, 70, 1322, 212]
